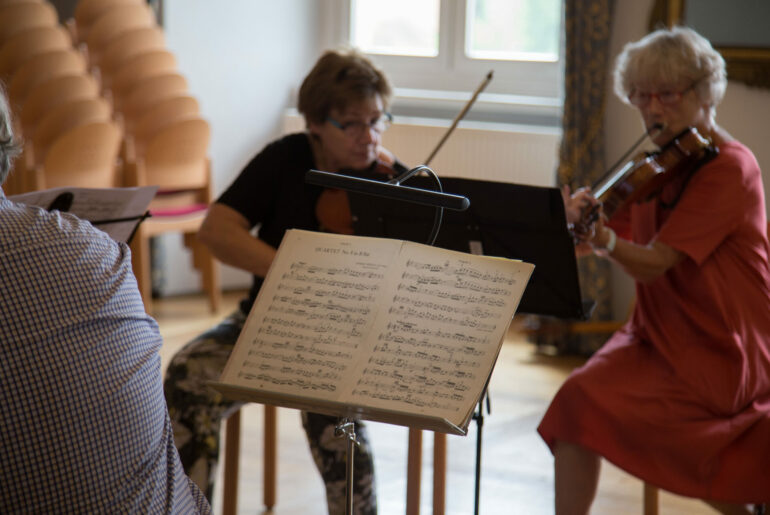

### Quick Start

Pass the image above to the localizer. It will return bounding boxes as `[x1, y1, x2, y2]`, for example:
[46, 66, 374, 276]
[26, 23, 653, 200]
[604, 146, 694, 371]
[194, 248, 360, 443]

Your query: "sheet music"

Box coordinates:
[220, 229, 534, 432]
[9, 186, 158, 242]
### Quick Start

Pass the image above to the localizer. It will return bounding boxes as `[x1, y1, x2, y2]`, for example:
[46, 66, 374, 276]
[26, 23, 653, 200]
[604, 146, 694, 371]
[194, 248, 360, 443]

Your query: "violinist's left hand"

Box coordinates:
[562, 185, 598, 225]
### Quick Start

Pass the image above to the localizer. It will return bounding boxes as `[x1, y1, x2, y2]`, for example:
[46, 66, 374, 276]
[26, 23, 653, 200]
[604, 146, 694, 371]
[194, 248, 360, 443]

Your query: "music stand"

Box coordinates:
[348, 176, 591, 514]
[350, 176, 592, 320]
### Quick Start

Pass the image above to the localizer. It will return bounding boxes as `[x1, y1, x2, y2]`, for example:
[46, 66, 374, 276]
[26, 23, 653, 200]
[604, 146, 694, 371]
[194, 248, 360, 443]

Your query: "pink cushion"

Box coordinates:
[149, 203, 207, 217]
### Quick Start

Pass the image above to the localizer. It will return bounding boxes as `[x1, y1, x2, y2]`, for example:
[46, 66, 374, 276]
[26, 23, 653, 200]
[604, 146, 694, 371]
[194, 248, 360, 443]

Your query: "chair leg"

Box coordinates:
[433, 432, 446, 515]
[406, 429, 422, 515]
[643, 482, 659, 515]
[264, 405, 277, 509]
[129, 230, 152, 313]
[222, 409, 241, 515]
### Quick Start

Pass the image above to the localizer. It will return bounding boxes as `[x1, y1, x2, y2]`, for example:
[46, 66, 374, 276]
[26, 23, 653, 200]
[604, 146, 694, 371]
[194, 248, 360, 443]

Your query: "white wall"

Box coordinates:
[606, 0, 770, 318]
[157, 0, 321, 294]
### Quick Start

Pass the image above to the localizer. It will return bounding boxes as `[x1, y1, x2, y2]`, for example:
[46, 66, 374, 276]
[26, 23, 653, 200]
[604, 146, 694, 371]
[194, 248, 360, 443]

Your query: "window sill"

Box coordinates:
[391, 87, 563, 128]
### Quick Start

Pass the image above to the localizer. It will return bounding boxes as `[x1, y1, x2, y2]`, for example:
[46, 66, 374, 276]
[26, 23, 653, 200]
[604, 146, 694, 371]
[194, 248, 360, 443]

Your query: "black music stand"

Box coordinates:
[350, 176, 592, 320]
[348, 175, 591, 514]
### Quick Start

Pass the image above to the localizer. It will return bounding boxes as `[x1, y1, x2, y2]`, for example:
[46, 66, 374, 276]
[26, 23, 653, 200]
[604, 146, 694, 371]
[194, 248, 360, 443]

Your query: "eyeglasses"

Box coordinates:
[628, 83, 697, 108]
[326, 112, 392, 138]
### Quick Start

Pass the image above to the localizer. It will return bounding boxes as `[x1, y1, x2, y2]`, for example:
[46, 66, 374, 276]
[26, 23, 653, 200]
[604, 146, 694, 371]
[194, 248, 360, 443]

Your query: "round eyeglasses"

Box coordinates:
[628, 82, 697, 108]
[326, 112, 392, 138]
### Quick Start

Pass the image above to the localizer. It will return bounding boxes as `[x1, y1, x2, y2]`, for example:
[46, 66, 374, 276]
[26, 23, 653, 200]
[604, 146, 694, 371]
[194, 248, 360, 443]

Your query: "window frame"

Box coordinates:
[319, 0, 564, 126]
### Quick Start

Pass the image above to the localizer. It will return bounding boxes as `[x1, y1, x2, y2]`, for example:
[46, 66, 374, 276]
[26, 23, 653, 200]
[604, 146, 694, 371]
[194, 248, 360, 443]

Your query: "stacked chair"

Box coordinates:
[72, 0, 219, 315]
[0, 0, 220, 315]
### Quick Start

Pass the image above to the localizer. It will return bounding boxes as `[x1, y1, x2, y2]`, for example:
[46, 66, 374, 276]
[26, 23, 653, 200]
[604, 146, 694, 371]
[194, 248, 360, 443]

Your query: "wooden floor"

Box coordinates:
[154, 291, 714, 515]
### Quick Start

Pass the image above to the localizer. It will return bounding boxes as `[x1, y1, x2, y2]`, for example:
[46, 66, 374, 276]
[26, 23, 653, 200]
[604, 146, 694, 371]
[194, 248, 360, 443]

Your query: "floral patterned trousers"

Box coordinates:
[163, 310, 377, 514]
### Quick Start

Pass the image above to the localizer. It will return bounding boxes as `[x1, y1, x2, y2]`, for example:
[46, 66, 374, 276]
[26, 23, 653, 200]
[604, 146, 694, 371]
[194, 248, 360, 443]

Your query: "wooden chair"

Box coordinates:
[19, 73, 99, 136]
[102, 49, 176, 98]
[118, 73, 188, 131]
[83, 2, 155, 54]
[0, 25, 72, 82]
[221, 407, 278, 515]
[8, 48, 88, 112]
[123, 117, 220, 314]
[28, 120, 122, 191]
[126, 95, 199, 159]
[26, 97, 112, 170]
[0, 1, 58, 45]
[93, 25, 165, 77]
[69, 0, 142, 42]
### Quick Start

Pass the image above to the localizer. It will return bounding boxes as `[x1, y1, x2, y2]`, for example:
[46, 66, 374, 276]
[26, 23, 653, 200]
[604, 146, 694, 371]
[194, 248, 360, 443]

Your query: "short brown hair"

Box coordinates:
[298, 49, 392, 126]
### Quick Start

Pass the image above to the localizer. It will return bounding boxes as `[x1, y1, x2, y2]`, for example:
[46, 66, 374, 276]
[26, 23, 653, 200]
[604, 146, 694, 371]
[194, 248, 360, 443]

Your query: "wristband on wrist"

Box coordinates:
[604, 227, 617, 253]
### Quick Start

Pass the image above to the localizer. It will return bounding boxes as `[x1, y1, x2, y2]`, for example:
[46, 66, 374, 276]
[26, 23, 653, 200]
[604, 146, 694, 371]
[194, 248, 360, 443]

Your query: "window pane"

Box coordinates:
[466, 0, 561, 61]
[350, 0, 440, 57]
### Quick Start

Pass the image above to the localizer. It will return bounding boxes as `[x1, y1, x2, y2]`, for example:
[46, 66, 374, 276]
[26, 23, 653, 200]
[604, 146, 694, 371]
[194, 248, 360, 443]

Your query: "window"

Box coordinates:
[321, 0, 564, 125]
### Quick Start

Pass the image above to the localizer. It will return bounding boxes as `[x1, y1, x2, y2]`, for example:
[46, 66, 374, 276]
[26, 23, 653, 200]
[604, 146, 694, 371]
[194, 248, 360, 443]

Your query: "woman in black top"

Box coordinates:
[164, 49, 400, 515]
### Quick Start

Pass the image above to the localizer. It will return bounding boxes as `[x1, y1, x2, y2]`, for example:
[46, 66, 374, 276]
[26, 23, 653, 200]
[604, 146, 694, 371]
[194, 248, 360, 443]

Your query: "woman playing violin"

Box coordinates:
[164, 48, 401, 514]
[540, 27, 770, 514]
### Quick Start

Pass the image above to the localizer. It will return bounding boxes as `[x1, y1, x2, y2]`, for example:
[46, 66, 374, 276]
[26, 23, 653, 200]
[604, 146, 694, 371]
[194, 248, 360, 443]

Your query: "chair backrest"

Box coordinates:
[95, 25, 165, 75]
[106, 49, 177, 103]
[0, 25, 72, 81]
[0, 1, 59, 44]
[32, 97, 112, 164]
[84, 2, 155, 52]
[140, 117, 211, 190]
[8, 48, 87, 110]
[20, 73, 99, 134]
[132, 95, 200, 141]
[120, 72, 188, 124]
[39, 120, 122, 189]
[72, 0, 142, 39]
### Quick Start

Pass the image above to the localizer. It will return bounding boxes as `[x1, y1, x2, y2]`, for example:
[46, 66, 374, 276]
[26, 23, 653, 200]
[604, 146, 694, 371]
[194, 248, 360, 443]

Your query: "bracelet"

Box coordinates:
[604, 227, 617, 253]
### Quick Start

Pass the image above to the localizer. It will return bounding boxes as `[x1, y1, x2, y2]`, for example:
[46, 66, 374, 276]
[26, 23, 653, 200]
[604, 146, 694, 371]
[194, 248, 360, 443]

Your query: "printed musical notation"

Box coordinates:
[218, 229, 534, 434]
[348, 255, 520, 415]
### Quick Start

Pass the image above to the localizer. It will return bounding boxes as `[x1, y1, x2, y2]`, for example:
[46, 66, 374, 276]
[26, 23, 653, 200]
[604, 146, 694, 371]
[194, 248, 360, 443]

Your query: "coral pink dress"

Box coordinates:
[538, 141, 770, 502]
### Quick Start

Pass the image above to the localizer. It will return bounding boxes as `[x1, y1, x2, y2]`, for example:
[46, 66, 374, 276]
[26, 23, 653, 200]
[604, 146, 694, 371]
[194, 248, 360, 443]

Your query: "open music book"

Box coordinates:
[9, 186, 158, 243]
[212, 229, 534, 435]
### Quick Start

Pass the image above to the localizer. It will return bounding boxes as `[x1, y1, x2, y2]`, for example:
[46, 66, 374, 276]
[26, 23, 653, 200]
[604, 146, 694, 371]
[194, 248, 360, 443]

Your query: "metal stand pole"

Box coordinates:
[336, 418, 359, 515]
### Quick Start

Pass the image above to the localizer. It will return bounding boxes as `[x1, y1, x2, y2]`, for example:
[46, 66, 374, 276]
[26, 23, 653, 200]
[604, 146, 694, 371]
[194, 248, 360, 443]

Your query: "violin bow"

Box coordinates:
[424, 70, 494, 166]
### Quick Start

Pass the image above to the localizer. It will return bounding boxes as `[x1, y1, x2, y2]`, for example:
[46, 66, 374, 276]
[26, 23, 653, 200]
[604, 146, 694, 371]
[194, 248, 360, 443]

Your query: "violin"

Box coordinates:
[572, 126, 718, 239]
[315, 71, 494, 236]
[315, 151, 407, 235]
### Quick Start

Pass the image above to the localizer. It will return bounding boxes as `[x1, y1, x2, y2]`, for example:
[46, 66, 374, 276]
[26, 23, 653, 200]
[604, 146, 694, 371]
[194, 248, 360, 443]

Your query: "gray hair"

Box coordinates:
[0, 82, 21, 185]
[613, 26, 727, 115]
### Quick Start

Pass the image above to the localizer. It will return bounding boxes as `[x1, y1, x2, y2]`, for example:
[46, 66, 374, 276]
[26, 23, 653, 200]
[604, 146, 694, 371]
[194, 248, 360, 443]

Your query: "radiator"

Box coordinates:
[283, 113, 561, 187]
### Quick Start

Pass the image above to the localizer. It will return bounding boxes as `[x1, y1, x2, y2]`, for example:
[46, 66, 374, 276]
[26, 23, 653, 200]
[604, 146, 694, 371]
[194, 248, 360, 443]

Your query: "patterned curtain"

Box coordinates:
[540, 0, 616, 355]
